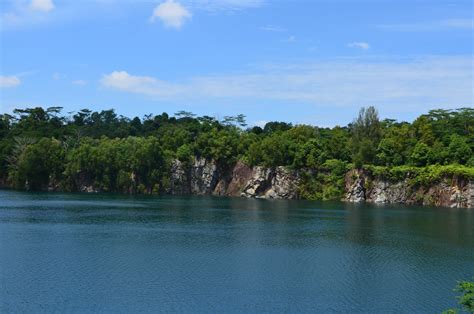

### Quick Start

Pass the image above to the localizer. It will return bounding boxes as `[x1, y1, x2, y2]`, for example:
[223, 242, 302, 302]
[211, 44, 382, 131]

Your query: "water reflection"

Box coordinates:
[0, 190, 473, 313]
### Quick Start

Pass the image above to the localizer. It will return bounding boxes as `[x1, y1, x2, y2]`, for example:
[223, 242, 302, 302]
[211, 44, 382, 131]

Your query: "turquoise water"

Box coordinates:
[0, 190, 473, 313]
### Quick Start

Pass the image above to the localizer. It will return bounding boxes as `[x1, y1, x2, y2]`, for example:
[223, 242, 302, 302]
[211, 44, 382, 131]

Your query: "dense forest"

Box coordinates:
[0, 106, 472, 197]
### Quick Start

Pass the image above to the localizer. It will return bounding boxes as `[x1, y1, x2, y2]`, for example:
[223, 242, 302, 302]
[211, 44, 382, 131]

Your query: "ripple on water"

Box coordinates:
[0, 191, 473, 313]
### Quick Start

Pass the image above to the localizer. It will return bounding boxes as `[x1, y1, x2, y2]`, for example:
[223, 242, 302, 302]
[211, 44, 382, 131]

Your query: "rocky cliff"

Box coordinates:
[345, 169, 473, 208]
[167, 158, 300, 200]
[166, 158, 473, 208]
[168, 158, 474, 208]
[65, 157, 473, 208]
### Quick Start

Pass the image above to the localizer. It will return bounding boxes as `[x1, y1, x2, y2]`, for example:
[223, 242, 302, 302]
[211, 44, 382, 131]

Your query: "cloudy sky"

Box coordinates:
[0, 0, 473, 126]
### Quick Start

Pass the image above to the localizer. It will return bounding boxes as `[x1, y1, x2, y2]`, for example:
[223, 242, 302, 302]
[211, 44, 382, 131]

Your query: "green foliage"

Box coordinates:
[456, 280, 474, 312]
[350, 106, 382, 167]
[8, 138, 64, 190]
[447, 134, 472, 164]
[176, 144, 193, 163]
[444, 279, 474, 313]
[246, 133, 293, 167]
[1, 106, 472, 195]
[410, 142, 433, 166]
[63, 137, 168, 193]
[297, 159, 348, 201]
[377, 123, 414, 166]
[364, 164, 474, 186]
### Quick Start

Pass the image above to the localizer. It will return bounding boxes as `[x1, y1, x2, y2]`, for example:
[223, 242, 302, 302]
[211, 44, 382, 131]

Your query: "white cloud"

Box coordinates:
[0, 76, 21, 88]
[260, 25, 285, 32]
[101, 71, 181, 97]
[150, 0, 192, 29]
[30, 0, 55, 12]
[377, 18, 473, 31]
[347, 42, 370, 50]
[72, 80, 87, 85]
[1, 0, 55, 30]
[191, 0, 264, 12]
[100, 56, 474, 112]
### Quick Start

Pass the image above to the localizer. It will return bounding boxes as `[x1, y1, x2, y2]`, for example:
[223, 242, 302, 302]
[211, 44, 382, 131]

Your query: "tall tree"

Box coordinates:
[350, 106, 381, 167]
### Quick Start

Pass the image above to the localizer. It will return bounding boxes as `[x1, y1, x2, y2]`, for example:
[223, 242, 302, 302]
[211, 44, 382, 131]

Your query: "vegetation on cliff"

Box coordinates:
[0, 106, 472, 197]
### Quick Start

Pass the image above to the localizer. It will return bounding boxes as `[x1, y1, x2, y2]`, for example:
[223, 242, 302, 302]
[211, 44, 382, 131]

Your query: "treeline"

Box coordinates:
[0, 106, 472, 193]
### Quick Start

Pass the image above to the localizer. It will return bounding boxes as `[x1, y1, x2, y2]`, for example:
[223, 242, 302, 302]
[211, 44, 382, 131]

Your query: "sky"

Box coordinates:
[0, 0, 473, 127]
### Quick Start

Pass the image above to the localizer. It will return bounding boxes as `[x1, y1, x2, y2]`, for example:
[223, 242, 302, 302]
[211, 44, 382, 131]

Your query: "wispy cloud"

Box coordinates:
[347, 42, 370, 50]
[150, 0, 192, 29]
[72, 80, 87, 86]
[30, 0, 55, 12]
[190, 0, 264, 12]
[260, 25, 286, 32]
[52, 72, 62, 80]
[1, 0, 55, 29]
[0, 75, 21, 88]
[100, 56, 473, 112]
[377, 18, 473, 31]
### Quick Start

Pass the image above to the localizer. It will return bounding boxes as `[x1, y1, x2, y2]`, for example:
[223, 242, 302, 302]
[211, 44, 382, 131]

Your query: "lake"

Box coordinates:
[0, 190, 473, 313]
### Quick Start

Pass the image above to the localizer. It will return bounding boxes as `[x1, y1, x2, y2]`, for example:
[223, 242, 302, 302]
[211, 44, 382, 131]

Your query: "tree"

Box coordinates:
[410, 142, 432, 166]
[350, 106, 381, 167]
[1, 105, 472, 194]
[447, 135, 472, 164]
[263, 121, 292, 134]
[11, 138, 64, 190]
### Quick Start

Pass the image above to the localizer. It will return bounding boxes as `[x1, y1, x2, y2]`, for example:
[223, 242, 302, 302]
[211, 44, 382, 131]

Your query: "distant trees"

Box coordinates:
[64, 137, 167, 193]
[8, 138, 64, 190]
[0, 105, 472, 192]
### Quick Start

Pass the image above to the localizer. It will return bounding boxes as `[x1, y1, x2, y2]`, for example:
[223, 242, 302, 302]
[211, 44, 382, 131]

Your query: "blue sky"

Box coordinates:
[1, 0, 473, 127]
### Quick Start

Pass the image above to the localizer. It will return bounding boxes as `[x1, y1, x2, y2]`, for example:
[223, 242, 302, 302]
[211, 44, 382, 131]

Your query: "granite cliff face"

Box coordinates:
[166, 158, 472, 208]
[70, 157, 472, 208]
[167, 158, 300, 200]
[345, 169, 473, 208]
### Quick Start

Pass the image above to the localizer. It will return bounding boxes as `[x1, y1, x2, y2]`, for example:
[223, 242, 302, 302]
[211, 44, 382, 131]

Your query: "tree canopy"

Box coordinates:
[0, 106, 472, 193]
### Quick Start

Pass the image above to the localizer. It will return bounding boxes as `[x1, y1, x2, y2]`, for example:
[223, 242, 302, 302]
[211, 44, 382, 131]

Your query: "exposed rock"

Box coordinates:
[241, 166, 273, 198]
[345, 169, 366, 202]
[225, 161, 254, 196]
[239, 166, 299, 199]
[190, 157, 218, 195]
[468, 180, 474, 208]
[344, 170, 473, 208]
[213, 179, 228, 196]
[79, 185, 99, 193]
[367, 180, 411, 204]
[264, 166, 300, 199]
[420, 178, 471, 208]
[168, 159, 190, 195]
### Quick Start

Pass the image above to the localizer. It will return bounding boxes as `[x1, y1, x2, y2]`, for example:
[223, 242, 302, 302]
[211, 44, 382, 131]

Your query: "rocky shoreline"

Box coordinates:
[345, 169, 473, 208]
[6, 157, 472, 209]
[132, 158, 474, 208]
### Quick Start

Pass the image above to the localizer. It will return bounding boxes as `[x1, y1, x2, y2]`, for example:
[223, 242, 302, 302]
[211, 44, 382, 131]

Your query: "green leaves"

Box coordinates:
[0, 106, 473, 194]
[63, 137, 167, 193]
[8, 138, 64, 190]
[445, 279, 474, 313]
[455, 280, 474, 312]
[350, 106, 382, 167]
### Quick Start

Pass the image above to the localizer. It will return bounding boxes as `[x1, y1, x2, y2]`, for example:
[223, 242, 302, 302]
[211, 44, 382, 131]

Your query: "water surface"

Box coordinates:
[1, 190, 473, 312]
